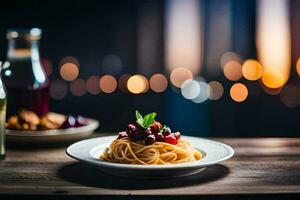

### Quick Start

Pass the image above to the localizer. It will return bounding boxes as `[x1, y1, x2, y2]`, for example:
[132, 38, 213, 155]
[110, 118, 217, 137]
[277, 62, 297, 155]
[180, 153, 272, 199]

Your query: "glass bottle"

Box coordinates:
[0, 63, 7, 160]
[3, 28, 49, 117]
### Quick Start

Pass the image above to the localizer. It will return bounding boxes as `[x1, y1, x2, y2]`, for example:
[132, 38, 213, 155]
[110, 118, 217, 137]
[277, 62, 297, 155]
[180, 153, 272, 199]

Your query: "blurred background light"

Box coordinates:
[296, 58, 300, 77]
[165, 0, 202, 75]
[230, 83, 248, 102]
[139, 75, 149, 93]
[223, 60, 242, 81]
[86, 76, 100, 95]
[50, 79, 68, 100]
[70, 78, 86, 96]
[220, 52, 242, 69]
[127, 75, 147, 94]
[257, 0, 291, 86]
[149, 73, 168, 93]
[118, 74, 130, 93]
[99, 75, 117, 94]
[181, 79, 200, 100]
[261, 69, 284, 89]
[208, 81, 224, 100]
[170, 67, 193, 88]
[101, 54, 122, 75]
[280, 84, 300, 107]
[60, 63, 79, 81]
[242, 59, 263, 81]
[192, 81, 210, 103]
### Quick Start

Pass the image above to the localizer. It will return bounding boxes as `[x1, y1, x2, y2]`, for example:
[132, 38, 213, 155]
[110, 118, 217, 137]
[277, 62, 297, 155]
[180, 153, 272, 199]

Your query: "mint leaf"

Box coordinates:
[143, 112, 157, 128]
[135, 110, 144, 128]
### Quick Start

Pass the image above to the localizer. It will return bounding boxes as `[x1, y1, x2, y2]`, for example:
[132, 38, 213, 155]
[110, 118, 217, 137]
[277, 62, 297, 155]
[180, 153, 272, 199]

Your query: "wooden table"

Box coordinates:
[0, 135, 300, 200]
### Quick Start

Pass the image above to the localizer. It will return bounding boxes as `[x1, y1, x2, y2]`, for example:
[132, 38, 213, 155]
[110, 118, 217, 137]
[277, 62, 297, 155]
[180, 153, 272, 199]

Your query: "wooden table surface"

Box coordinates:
[1, 134, 300, 199]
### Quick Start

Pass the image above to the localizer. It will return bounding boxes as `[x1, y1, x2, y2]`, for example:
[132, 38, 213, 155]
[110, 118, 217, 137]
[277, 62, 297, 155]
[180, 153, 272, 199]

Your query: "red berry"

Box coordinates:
[165, 134, 178, 145]
[154, 132, 165, 142]
[150, 121, 163, 134]
[145, 135, 156, 145]
[163, 127, 171, 136]
[174, 132, 181, 139]
[144, 128, 152, 136]
[118, 131, 128, 139]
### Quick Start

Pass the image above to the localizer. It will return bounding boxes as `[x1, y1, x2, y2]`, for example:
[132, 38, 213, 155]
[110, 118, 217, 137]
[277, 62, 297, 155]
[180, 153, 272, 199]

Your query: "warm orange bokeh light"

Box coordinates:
[99, 75, 117, 93]
[242, 59, 263, 81]
[139, 75, 149, 93]
[170, 68, 193, 88]
[127, 75, 147, 94]
[296, 58, 300, 77]
[60, 63, 79, 81]
[223, 60, 242, 81]
[230, 83, 248, 102]
[149, 74, 168, 93]
[208, 81, 224, 100]
[261, 69, 284, 89]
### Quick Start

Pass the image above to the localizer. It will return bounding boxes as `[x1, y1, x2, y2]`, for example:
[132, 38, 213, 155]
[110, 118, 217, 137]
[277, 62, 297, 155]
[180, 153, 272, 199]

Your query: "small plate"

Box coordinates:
[6, 118, 99, 144]
[66, 136, 234, 178]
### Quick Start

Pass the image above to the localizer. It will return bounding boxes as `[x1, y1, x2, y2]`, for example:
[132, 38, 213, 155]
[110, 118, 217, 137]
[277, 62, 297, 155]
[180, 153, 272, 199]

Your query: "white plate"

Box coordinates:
[6, 118, 99, 144]
[66, 136, 234, 178]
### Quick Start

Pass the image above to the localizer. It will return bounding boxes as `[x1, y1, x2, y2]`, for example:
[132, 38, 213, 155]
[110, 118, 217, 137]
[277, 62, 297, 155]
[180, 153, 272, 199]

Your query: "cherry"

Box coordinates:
[144, 128, 152, 136]
[117, 131, 128, 139]
[174, 132, 181, 139]
[75, 115, 85, 127]
[154, 132, 165, 142]
[61, 115, 76, 129]
[165, 134, 178, 145]
[150, 121, 163, 134]
[163, 126, 171, 136]
[145, 135, 156, 145]
[126, 124, 137, 135]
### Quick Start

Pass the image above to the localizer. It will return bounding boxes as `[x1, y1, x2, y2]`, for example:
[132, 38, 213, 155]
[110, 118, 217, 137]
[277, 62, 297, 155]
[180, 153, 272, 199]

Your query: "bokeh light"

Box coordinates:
[118, 74, 130, 93]
[60, 63, 79, 81]
[70, 78, 86, 96]
[230, 83, 248, 102]
[223, 60, 242, 81]
[86, 76, 100, 95]
[170, 67, 193, 88]
[296, 58, 300, 77]
[208, 81, 224, 100]
[139, 75, 149, 93]
[50, 79, 68, 100]
[192, 81, 210, 103]
[261, 69, 284, 89]
[99, 75, 117, 94]
[280, 84, 300, 108]
[242, 59, 263, 81]
[102, 54, 122, 75]
[220, 51, 242, 68]
[127, 75, 147, 94]
[149, 73, 168, 93]
[181, 79, 200, 100]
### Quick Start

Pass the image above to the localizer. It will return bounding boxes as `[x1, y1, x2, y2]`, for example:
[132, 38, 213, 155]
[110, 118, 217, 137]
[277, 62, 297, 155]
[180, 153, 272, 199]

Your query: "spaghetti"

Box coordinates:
[100, 137, 202, 165]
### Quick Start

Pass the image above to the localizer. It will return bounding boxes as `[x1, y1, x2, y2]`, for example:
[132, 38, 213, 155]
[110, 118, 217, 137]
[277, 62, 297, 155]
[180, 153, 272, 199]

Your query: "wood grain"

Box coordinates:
[0, 135, 300, 197]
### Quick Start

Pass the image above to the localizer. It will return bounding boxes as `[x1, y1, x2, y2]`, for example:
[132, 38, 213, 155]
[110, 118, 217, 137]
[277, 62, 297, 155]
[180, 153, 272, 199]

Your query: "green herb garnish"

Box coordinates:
[135, 110, 157, 129]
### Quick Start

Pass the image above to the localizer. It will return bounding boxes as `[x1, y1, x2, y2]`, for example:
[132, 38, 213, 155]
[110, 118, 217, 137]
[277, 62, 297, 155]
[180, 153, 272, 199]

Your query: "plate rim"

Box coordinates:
[6, 118, 99, 137]
[66, 135, 235, 170]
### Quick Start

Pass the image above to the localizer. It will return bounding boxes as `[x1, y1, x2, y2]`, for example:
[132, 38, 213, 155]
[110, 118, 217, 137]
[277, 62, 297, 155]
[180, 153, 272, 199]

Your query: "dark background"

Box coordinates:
[0, 0, 299, 137]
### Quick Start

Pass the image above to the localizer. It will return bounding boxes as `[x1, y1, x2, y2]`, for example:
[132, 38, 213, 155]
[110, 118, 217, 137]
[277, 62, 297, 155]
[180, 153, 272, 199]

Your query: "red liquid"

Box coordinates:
[6, 86, 49, 117]
[3, 56, 50, 117]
